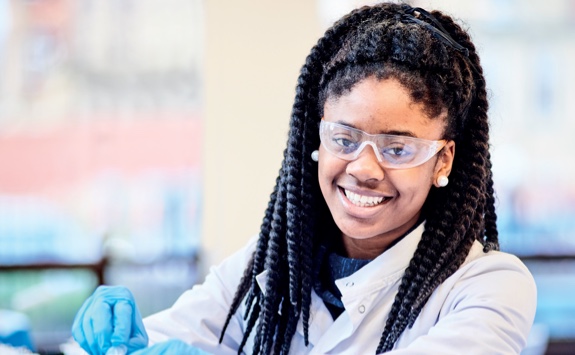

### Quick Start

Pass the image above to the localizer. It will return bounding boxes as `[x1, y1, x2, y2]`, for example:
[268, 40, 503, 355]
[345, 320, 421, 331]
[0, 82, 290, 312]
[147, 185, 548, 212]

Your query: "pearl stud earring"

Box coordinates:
[311, 150, 319, 162]
[437, 175, 449, 187]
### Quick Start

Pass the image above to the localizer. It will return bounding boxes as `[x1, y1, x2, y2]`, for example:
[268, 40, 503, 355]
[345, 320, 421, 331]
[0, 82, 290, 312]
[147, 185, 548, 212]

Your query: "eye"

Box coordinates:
[382, 144, 416, 162]
[387, 147, 406, 156]
[331, 133, 360, 153]
[333, 137, 356, 147]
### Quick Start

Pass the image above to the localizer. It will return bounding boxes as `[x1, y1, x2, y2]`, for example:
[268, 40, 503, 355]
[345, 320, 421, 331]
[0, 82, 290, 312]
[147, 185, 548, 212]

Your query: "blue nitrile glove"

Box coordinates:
[72, 285, 149, 355]
[132, 339, 212, 355]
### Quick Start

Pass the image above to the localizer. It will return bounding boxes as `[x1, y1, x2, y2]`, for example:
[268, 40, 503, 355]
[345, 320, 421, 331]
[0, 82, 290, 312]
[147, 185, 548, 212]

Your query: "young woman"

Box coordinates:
[72, 3, 536, 354]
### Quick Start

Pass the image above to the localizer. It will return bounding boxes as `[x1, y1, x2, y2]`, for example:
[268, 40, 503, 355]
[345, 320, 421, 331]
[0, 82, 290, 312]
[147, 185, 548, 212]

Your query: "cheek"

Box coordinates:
[317, 154, 334, 189]
[390, 166, 435, 198]
[417, 160, 437, 185]
[317, 162, 328, 197]
[317, 150, 346, 195]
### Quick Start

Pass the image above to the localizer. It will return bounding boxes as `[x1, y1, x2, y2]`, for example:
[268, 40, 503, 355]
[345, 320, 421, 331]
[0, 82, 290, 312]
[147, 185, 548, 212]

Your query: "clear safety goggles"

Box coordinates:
[319, 120, 447, 169]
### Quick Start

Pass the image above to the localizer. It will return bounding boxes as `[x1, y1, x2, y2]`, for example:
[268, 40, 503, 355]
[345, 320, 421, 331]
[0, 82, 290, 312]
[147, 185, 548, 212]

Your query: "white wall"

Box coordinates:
[202, 1, 322, 268]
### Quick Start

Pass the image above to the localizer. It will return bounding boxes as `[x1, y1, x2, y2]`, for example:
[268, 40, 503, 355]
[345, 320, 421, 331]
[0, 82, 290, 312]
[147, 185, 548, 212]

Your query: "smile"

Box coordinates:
[344, 189, 387, 207]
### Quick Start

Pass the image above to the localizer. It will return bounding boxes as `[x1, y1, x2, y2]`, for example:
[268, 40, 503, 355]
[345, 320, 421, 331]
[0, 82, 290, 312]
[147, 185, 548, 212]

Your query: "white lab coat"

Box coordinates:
[144, 223, 537, 354]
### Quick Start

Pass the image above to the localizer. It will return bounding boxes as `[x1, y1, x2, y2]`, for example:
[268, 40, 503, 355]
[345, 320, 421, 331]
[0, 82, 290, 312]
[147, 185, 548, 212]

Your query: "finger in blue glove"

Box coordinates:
[72, 285, 149, 355]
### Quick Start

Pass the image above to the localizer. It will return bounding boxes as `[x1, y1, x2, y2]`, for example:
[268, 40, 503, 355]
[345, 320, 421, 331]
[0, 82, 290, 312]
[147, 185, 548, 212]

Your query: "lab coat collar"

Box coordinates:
[335, 221, 425, 296]
[253, 222, 425, 348]
[255, 222, 425, 293]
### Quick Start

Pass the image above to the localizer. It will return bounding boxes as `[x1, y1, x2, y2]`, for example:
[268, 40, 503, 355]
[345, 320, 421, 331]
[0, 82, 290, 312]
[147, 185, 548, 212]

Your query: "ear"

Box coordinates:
[433, 140, 455, 187]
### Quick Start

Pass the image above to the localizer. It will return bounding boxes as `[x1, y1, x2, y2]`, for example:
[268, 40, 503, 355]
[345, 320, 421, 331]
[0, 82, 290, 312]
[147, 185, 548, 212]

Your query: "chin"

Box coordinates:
[337, 223, 389, 240]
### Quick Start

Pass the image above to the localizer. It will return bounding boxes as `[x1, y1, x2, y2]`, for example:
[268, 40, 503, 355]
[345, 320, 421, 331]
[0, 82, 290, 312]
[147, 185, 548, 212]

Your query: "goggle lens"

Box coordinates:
[319, 120, 446, 169]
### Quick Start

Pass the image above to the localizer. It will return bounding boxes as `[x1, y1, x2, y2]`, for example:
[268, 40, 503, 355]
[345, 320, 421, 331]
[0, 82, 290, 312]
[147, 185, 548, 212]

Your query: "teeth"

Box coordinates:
[344, 189, 385, 207]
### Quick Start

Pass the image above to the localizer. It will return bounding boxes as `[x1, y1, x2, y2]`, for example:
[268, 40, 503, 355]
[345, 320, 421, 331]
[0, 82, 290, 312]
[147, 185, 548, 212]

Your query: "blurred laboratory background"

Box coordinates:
[0, 0, 573, 354]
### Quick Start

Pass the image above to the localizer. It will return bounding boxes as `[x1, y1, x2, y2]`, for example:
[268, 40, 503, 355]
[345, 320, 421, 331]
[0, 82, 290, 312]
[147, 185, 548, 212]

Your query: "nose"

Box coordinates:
[345, 142, 385, 182]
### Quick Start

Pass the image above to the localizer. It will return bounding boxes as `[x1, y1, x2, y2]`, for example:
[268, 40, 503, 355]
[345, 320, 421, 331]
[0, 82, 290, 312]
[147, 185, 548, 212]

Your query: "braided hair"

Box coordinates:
[220, 2, 498, 354]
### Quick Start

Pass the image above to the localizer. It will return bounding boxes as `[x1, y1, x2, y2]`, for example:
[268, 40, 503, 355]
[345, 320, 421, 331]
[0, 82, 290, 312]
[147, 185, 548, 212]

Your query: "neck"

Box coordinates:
[340, 217, 423, 259]
[340, 236, 396, 259]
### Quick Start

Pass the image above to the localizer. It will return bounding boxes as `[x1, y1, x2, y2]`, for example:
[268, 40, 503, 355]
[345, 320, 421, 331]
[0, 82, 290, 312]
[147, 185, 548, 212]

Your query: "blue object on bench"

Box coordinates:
[0, 309, 35, 352]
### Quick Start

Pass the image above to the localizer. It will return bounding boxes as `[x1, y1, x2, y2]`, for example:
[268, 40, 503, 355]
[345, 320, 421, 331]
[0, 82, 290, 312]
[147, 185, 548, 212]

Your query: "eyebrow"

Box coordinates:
[335, 120, 418, 138]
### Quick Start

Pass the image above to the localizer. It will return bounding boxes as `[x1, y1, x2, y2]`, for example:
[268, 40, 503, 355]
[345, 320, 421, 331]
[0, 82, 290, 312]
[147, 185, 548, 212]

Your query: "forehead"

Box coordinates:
[323, 77, 447, 139]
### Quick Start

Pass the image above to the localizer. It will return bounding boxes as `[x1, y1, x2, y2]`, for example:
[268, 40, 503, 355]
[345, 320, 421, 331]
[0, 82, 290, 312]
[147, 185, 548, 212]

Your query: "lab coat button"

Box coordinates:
[359, 305, 366, 314]
[345, 281, 354, 287]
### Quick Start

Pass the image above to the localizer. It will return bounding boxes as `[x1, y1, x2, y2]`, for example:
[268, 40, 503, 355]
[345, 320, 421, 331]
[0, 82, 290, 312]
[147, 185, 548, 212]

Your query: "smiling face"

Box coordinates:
[318, 77, 455, 259]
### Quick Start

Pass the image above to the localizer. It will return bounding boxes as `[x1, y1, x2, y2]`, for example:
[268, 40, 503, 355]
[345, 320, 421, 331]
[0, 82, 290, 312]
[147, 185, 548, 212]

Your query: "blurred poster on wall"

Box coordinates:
[0, 0, 204, 266]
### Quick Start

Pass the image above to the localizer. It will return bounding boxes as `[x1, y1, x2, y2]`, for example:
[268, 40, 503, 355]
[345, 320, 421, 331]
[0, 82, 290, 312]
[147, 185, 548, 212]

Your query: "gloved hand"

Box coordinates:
[132, 340, 211, 355]
[72, 285, 149, 355]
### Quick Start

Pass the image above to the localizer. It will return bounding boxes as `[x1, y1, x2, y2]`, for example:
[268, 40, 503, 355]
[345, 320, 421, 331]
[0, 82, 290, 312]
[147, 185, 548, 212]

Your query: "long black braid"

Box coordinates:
[220, 3, 498, 354]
